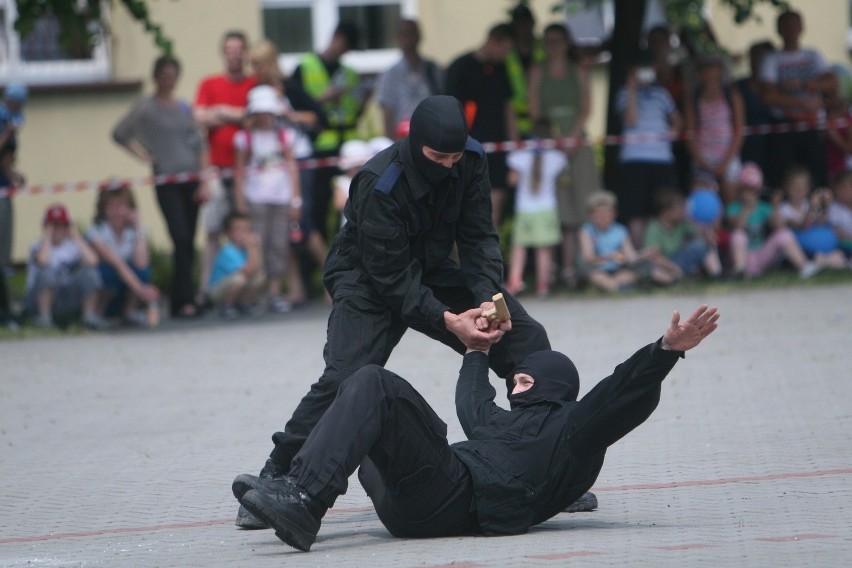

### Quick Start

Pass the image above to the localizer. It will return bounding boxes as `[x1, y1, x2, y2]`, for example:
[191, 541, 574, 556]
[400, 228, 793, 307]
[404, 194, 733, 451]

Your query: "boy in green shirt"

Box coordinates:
[644, 189, 722, 278]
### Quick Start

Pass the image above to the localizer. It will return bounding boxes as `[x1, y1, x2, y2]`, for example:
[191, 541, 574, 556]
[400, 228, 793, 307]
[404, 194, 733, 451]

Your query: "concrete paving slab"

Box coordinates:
[1, 285, 851, 566]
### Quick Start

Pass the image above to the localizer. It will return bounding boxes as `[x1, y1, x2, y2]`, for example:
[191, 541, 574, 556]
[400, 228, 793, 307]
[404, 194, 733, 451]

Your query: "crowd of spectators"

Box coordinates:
[3, 4, 852, 332]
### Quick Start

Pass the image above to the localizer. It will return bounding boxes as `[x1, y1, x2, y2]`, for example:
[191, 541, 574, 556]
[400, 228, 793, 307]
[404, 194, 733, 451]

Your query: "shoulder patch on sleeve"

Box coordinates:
[375, 162, 403, 195]
[464, 137, 484, 157]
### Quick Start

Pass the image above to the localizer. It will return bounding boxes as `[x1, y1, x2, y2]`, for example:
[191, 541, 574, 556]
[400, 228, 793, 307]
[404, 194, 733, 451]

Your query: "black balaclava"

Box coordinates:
[408, 95, 468, 185]
[507, 350, 580, 410]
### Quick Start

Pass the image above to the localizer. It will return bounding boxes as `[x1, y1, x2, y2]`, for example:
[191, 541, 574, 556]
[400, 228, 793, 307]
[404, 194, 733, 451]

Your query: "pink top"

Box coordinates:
[696, 97, 734, 165]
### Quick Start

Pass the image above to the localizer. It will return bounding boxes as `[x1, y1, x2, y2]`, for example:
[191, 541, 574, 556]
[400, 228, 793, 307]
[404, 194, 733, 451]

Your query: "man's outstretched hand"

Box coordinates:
[661, 304, 719, 352]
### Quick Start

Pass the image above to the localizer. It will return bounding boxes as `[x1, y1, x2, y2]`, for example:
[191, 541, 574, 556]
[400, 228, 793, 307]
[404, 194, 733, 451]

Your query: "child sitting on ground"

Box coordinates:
[25, 204, 104, 329]
[644, 188, 722, 279]
[726, 162, 819, 279]
[777, 165, 847, 271]
[208, 212, 265, 320]
[86, 185, 160, 327]
[579, 190, 678, 292]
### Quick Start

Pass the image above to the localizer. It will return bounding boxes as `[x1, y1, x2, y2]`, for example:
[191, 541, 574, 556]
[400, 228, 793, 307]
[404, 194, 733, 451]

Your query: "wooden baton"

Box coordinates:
[483, 292, 511, 322]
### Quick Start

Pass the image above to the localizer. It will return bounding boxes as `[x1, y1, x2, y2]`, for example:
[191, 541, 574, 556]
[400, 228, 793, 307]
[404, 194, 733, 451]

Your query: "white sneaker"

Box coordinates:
[81, 314, 108, 330]
[799, 262, 821, 280]
[123, 311, 150, 327]
[268, 297, 292, 314]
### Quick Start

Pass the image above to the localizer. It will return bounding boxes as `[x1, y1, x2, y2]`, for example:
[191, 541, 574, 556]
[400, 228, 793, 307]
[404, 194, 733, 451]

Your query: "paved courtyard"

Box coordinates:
[1, 284, 851, 567]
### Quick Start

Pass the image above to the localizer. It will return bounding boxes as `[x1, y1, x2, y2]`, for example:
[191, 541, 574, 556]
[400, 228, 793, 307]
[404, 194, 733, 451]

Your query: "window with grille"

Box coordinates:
[0, 0, 110, 85]
[261, 0, 414, 75]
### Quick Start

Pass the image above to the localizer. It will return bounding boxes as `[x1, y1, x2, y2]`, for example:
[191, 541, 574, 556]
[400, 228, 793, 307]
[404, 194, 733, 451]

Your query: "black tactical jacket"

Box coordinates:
[452, 342, 683, 535]
[323, 137, 503, 330]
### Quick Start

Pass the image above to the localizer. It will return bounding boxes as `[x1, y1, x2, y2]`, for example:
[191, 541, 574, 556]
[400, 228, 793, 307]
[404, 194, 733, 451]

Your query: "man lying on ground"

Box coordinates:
[233, 304, 720, 552]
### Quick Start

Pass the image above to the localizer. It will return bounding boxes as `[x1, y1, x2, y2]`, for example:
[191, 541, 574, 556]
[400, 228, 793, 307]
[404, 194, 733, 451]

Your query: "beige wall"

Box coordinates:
[8, 0, 849, 261]
[12, 1, 260, 261]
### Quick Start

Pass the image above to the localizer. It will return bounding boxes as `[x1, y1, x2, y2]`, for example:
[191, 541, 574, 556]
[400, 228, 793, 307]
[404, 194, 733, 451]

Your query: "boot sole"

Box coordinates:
[240, 489, 317, 552]
[235, 503, 269, 530]
[233, 475, 270, 530]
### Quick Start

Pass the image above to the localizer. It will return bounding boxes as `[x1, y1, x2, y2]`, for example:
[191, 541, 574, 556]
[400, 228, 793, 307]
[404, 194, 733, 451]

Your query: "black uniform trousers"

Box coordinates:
[155, 181, 200, 315]
[269, 285, 549, 469]
[289, 364, 476, 538]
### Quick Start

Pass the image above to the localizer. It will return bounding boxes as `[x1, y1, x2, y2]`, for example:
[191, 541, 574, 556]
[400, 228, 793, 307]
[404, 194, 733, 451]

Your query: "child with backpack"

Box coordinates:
[233, 85, 302, 313]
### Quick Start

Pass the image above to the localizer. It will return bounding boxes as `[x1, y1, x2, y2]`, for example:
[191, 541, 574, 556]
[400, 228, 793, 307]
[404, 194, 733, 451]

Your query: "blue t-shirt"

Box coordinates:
[582, 221, 629, 272]
[209, 242, 247, 287]
[616, 85, 675, 164]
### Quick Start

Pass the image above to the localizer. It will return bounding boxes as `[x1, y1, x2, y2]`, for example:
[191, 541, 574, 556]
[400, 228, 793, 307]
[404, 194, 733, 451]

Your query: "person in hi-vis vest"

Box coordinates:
[506, 3, 545, 139]
[290, 22, 363, 246]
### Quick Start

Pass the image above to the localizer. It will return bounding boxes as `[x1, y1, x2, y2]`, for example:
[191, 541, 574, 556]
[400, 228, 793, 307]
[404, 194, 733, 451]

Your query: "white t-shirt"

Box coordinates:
[759, 48, 830, 119]
[86, 221, 143, 262]
[26, 238, 84, 290]
[507, 148, 567, 213]
[233, 129, 295, 205]
[779, 200, 810, 226]
[828, 201, 852, 236]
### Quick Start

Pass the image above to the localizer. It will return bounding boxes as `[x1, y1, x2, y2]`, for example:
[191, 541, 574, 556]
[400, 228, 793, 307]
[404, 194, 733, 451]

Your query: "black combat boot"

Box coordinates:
[234, 459, 285, 529]
[238, 476, 327, 552]
[564, 491, 598, 513]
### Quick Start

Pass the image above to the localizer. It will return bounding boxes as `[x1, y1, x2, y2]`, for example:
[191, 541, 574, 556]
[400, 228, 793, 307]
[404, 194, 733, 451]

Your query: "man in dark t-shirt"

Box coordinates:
[446, 23, 517, 228]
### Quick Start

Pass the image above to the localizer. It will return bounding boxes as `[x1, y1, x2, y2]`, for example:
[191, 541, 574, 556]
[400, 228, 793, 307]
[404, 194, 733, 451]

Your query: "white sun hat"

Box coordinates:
[247, 85, 284, 115]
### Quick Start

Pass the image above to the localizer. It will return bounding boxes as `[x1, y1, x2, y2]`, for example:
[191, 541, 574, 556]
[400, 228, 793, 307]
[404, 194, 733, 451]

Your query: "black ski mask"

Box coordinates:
[408, 95, 468, 185]
[507, 350, 580, 410]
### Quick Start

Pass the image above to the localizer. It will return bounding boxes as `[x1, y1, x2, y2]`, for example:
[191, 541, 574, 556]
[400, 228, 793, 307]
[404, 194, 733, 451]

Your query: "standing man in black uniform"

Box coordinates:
[233, 305, 720, 552]
[236, 95, 552, 528]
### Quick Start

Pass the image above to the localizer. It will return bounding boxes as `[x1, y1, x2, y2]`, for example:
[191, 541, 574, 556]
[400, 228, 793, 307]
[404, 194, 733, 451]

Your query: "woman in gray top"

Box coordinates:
[113, 56, 207, 318]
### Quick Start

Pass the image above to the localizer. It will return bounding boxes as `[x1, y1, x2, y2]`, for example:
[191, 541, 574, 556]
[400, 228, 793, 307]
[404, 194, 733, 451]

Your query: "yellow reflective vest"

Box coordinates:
[300, 52, 360, 151]
[505, 42, 545, 137]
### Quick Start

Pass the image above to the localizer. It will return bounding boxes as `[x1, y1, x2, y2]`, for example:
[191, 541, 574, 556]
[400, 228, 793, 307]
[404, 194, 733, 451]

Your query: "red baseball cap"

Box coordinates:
[43, 204, 70, 226]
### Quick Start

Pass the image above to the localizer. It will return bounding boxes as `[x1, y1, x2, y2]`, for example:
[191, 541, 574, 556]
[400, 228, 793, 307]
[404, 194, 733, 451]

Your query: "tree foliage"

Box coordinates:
[14, 0, 173, 57]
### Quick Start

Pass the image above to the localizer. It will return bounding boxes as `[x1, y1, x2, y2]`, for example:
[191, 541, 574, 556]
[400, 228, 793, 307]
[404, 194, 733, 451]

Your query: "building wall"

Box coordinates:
[11, 1, 260, 260]
[8, 0, 848, 261]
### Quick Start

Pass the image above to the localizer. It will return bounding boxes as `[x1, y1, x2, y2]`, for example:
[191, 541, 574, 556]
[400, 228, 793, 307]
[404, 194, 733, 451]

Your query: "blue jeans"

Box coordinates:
[669, 238, 710, 276]
[99, 262, 151, 317]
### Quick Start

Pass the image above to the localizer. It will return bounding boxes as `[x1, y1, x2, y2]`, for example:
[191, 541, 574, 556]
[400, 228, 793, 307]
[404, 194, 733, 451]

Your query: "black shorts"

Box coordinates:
[616, 161, 677, 221]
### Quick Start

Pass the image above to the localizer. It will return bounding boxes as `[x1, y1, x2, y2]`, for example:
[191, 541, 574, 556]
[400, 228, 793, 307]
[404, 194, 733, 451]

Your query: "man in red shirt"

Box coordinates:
[194, 31, 257, 304]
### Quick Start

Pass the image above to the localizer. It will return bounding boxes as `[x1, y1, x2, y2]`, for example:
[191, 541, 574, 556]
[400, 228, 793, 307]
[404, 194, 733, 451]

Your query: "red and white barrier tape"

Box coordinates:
[1, 116, 845, 199]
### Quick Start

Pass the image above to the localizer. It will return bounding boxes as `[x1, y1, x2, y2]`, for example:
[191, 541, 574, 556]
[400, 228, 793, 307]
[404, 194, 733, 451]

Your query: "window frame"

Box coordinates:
[0, 0, 111, 86]
[260, 0, 419, 75]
